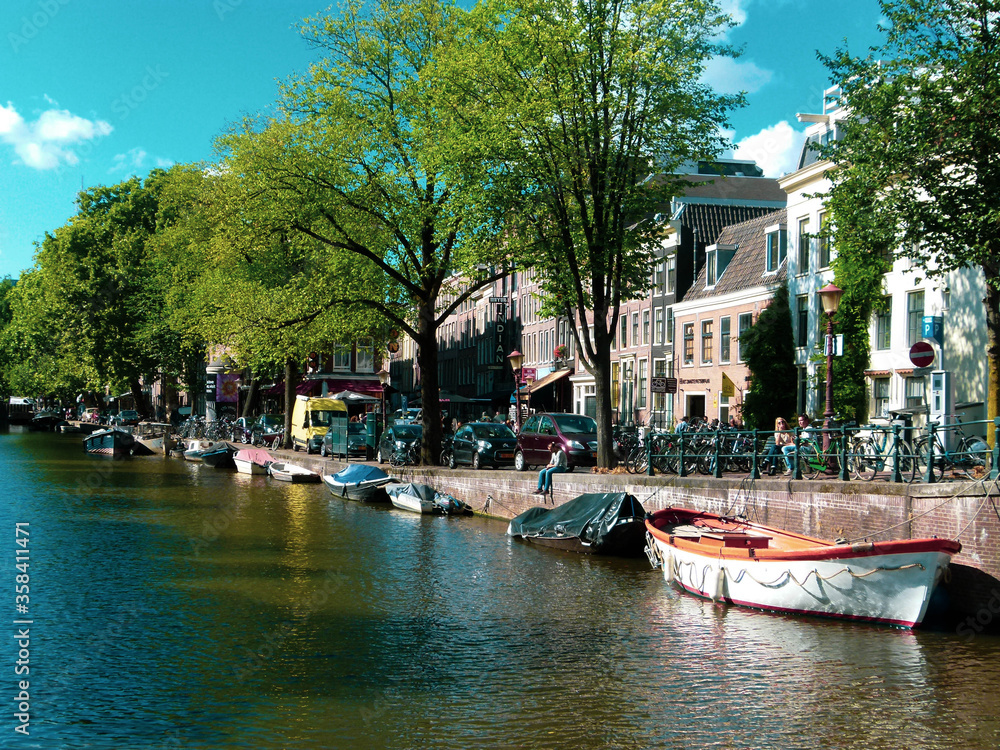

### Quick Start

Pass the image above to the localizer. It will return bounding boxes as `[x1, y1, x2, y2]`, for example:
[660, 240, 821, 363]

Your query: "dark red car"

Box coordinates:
[514, 412, 598, 471]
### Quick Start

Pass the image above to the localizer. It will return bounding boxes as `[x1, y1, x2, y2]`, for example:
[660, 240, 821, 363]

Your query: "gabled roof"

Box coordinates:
[683, 208, 788, 302]
[677, 204, 783, 248]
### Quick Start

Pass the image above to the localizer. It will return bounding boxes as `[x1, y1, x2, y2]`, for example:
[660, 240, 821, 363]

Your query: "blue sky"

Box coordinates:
[0, 0, 886, 279]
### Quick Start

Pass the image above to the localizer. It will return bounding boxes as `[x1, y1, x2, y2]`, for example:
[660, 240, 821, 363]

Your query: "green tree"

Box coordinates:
[822, 0, 1000, 427]
[741, 283, 797, 430]
[215, 0, 517, 462]
[453, 0, 742, 466]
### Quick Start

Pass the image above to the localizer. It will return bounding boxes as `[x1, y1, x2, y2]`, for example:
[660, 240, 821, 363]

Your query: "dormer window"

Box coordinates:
[765, 225, 787, 273]
[706, 243, 737, 287]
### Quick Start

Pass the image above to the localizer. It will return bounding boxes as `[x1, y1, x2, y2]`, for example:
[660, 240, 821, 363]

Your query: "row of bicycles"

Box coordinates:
[612, 416, 995, 483]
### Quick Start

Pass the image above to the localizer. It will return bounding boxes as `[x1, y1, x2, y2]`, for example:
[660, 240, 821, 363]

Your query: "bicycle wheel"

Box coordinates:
[892, 440, 917, 483]
[696, 446, 715, 475]
[852, 438, 879, 482]
[955, 437, 992, 480]
[798, 442, 823, 479]
[913, 437, 944, 482]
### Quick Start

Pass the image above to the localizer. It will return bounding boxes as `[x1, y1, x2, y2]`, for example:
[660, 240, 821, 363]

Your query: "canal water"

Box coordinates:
[4, 428, 1000, 749]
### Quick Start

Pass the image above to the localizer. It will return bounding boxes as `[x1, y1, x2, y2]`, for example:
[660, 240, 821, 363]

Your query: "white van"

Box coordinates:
[291, 396, 347, 453]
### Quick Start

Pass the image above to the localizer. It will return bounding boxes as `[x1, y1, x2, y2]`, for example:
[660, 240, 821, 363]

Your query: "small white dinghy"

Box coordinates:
[268, 462, 321, 483]
[234, 448, 274, 475]
[386, 483, 473, 515]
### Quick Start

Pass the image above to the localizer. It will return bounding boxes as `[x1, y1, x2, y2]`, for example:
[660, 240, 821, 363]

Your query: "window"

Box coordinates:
[666, 308, 674, 344]
[796, 295, 809, 348]
[907, 291, 924, 347]
[683, 323, 694, 365]
[632, 312, 639, 346]
[706, 250, 717, 286]
[655, 262, 666, 295]
[876, 297, 892, 350]
[797, 217, 810, 274]
[797, 366, 809, 415]
[872, 377, 890, 418]
[719, 316, 731, 363]
[620, 316, 628, 349]
[765, 227, 787, 272]
[655, 308, 664, 345]
[638, 359, 647, 408]
[642, 310, 650, 345]
[905, 376, 925, 408]
[737, 313, 753, 361]
[701, 320, 713, 364]
[818, 211, 831, 268]
[356, 341, 374, 373]
[611, 362, 620, 409]
[332, 346, 352, 371]
[653, 359, 666, 412]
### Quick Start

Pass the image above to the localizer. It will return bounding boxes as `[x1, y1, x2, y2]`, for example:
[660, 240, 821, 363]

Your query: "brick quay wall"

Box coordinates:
[281, 450, 1000, 621]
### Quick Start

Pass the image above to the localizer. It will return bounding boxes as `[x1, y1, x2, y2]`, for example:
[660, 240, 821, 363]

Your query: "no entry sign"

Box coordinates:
[909, 341, 935, 368]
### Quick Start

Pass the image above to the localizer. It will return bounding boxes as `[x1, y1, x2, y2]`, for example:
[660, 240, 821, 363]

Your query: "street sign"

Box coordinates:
[922, 315, 943, 344]
[488, 296, 507, 303]
[909, 341, 935, 368]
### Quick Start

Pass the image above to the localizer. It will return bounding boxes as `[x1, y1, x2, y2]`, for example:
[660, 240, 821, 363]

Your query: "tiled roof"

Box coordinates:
[683, 208, 788, 302]
[680, 204, 782, 247]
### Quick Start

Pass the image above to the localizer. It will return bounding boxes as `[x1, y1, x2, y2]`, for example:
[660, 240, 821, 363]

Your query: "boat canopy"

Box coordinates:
[509, 492, 646, 547]
[331, 464, 391, 484]
[386, 483, 438, 503]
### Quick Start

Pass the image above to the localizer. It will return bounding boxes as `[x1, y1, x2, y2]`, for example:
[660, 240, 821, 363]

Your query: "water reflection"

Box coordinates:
[3, 429, 1000, 749]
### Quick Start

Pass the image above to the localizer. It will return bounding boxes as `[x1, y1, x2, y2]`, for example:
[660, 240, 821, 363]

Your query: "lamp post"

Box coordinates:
[377, 367, 390, 430]
[818, 283, 843, 453]
[508, 349, 524, 431]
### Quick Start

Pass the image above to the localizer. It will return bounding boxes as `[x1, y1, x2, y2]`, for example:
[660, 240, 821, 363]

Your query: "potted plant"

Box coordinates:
[553, 344, 568, 361]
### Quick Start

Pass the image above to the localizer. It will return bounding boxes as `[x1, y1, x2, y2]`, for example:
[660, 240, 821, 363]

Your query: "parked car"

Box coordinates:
[377, 422, 423, 464]
[321, 421, 368, 458]
[391, 407, 422, 424]
[514, 412, 598, 471]
[449, 422, 517, 469]
[112, 409, 140, 426]
[250, 414, 284, 446]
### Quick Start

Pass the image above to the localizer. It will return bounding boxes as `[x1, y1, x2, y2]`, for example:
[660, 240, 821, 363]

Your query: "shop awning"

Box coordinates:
[525, 368, 571, 395]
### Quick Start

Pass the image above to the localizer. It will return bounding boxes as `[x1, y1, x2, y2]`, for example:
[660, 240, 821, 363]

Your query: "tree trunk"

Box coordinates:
[283, 358, 297, 450]
[130, 378, 150, 419]
[242, 375, 259, 419]
[416, 298, 442, 465]
[985, 279, 1000, 447]
[164, 373, 179, 425]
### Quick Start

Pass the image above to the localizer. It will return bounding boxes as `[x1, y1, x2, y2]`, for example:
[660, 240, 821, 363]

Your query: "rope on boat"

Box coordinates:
[670, 557, 925, 592]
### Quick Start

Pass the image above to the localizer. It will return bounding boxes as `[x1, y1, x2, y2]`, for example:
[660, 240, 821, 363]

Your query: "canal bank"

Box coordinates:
[275, 448, 1000, 622]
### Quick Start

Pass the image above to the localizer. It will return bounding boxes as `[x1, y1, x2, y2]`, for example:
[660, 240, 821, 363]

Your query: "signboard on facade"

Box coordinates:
[651, 377, 666, 393]
[922, 315, 943, 344]
[489, 296, 507, 303]
[664, 378, 677, 394]
[721, 373, 736, 398]
[521, 367, 536, 383]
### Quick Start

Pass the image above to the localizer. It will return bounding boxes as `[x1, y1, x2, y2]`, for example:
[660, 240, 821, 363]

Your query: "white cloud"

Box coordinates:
[732, 120, 804, 178]
[719, 0, 749, 26]
[703, 56, 773, 95]
[0, 101, 112, 170]
[109, 147, 174, 175]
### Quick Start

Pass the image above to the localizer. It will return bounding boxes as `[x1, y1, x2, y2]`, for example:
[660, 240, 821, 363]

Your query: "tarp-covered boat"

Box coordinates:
[201, 442, 237, 469]
[386, 483, 473, 515]
[507, 492, 647, 556]
[644, 507, 962, 628]
[322, 464, 393, 501]
[234, 448, 274, 475]
[83, 428, 135, 457]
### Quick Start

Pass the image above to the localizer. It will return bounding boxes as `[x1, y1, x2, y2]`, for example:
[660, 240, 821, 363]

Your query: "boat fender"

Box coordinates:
[663, 549, 673, 584]
[851, 542, 874, 553]
[712, 566, 725, 601]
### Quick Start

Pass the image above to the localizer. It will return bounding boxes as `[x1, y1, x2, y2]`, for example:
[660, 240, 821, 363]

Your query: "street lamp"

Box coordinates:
[377, 367, 390, 430]
[508, 349, 524, 431]
[818, 283, 843, 453]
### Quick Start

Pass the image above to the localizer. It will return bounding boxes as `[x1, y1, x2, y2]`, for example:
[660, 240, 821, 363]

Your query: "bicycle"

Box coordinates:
[389, 443, 420, 468]
[851, 422, 917, 483]
[914, 417, 993, 481]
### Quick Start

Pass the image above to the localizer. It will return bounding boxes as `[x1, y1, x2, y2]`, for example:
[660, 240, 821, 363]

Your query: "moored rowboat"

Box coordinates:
[644, 507, 961, 628]
[268, 462, 321, 483]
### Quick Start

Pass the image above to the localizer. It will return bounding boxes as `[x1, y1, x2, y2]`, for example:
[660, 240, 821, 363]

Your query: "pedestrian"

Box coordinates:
[675, 415, 689, 434]
[534, 442, 568, 495]
[766, 417, 795, 475]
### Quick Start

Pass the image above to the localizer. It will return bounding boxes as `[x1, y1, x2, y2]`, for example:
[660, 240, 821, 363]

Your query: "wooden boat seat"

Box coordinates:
[698, 532, 771, 549]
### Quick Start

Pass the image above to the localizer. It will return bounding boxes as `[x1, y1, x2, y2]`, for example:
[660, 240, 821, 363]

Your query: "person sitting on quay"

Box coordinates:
[780, 414, 814, 474]
[534, 442, 568, 496]
[766, 417, 795, 475]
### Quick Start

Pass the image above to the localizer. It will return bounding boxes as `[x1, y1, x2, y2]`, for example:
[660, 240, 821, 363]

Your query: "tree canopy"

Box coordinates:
[822, 0, 1000, 425]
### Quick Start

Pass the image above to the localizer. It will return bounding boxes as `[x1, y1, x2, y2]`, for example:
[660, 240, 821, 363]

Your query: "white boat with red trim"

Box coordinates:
[644, 507, 961, 628]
